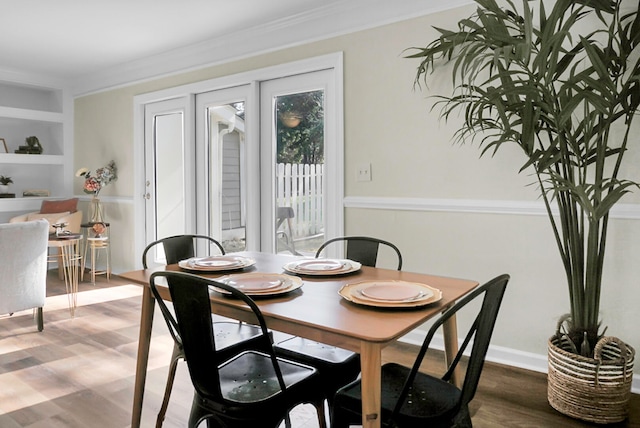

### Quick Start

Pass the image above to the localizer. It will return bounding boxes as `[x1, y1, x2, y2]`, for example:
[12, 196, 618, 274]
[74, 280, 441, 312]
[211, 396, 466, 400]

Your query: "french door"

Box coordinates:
[140, 59, 343, 266]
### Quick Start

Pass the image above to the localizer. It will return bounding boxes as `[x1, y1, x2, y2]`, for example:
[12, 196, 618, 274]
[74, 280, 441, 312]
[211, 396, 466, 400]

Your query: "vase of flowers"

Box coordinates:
[75, 161, 117, 223]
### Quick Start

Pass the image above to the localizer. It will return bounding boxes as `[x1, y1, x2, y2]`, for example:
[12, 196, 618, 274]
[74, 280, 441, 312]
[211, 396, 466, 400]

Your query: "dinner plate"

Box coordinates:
[359, 282, 432, 302]
[339, 280, 442, 308]
[178, 255, 255, 272]
[283, 258, 361, 276]
[213, 273, 303, 296]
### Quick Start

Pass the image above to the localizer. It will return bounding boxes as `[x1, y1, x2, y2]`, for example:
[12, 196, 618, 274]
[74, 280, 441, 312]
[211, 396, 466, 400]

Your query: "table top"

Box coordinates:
[120, 251, 478, 350]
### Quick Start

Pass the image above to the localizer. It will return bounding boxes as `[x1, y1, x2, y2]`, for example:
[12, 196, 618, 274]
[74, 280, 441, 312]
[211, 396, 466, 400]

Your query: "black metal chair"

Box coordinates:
[315, 235, 403, 270]
[142, 234, 268, 427]
[150, 271, 327, 428]
[330, 274, 510, 428]
[275, 235, 403, 407]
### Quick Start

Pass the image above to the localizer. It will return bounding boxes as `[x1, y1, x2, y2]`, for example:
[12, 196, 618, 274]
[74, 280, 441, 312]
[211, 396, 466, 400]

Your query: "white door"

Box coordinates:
[195, 84, 258, 253]
[260, 69, 342, 255]
[143, 97, 194, 266]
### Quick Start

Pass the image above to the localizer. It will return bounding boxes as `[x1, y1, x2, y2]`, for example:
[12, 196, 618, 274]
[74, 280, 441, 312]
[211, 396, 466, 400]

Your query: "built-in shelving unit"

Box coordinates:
[0, 76, 72, 222]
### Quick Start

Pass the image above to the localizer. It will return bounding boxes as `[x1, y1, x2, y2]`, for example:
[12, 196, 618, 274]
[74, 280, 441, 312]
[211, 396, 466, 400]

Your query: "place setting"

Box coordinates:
[178, 255, 255, 272]
[339, 280, 442, 308]
[283, 258, 362, 276]
[210, 273, 303, 297]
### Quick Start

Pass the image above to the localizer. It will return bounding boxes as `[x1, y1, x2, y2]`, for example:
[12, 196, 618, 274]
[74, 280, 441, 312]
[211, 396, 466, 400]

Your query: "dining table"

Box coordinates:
[120, 251, 479, 428]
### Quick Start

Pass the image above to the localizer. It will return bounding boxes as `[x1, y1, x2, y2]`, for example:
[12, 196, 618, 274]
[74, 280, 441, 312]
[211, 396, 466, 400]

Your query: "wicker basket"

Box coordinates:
[548, 335, 635, 424]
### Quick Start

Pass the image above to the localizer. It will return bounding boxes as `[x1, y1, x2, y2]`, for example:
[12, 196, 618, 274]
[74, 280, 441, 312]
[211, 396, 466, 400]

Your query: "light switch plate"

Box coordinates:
[357, 163, 371, 182]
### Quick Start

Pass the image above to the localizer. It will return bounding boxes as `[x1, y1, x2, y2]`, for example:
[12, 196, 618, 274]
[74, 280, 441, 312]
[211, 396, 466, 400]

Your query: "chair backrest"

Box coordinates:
[141, 234, 225, 268]
[315, 236, 403, 270]
[0, 220, 49, 315]
[149, 271, 282, 402]
[391, 274, 510, 420]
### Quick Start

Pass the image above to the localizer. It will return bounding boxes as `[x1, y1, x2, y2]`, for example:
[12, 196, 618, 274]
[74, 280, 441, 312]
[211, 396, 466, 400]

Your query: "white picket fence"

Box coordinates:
[276, 163, 324, 238]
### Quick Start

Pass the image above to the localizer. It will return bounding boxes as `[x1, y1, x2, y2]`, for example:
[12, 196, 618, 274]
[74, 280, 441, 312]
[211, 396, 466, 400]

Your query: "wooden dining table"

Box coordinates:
[120, 251, 478, 428]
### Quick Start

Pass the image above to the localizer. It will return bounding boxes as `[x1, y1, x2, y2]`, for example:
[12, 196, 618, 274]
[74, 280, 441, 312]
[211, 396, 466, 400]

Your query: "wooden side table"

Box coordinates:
[81, 223, 111, 284]
[48, 234, 82, 316]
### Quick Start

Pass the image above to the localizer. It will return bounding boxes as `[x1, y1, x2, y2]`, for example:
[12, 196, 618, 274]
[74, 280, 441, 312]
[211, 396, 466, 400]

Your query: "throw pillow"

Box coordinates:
[40, 198, 78, 214]
[27, 211, 72, 233]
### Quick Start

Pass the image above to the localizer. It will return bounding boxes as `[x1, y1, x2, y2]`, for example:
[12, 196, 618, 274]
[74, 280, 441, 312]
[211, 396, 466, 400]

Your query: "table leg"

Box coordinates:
[131, 285, 155, 428]
[442, 313, 461, 388]
[359, 342, 382, 428]
[60, 241, 80, 317]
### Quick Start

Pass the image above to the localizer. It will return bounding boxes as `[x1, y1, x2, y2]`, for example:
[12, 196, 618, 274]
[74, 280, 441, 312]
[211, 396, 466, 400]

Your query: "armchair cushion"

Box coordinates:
[26, 211, 71, 233]
[40, 198, 78, 214]
[11, 210, 83, 234]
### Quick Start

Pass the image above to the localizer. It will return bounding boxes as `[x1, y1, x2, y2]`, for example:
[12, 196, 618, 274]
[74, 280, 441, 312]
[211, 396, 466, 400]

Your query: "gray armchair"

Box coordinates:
[0, 220, 49, 331]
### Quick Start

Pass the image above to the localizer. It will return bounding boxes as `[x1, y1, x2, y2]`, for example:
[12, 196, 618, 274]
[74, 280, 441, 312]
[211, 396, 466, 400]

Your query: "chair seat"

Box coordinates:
[219, 350, 318, 404]
[333, 362, 463, 427]
[215, 321, 270, 360]
[275, 336, 360, 401]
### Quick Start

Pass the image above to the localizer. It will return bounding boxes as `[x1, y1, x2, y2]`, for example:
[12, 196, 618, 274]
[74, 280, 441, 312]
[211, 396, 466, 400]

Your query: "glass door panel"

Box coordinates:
[196, 85, 255, 253]
[261, 70, 334, 256]
[274, 91, 324, 255]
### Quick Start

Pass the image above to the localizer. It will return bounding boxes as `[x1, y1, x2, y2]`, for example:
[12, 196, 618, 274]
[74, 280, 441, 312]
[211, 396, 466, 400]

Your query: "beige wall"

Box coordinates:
[74, 4, 640, 373]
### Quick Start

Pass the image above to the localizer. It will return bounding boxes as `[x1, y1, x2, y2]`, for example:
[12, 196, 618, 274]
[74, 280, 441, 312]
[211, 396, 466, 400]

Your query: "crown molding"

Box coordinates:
[70, 0, 473, 96]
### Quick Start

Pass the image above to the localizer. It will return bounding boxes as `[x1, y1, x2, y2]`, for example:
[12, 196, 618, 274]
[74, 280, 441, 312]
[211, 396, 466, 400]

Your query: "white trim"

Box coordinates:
[343, 196, 640, 219]
[70, 1, 473, 96]
[400, 330, 640, 394]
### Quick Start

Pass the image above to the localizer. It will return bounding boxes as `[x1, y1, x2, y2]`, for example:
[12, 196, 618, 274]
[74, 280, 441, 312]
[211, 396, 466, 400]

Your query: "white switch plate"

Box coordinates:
[357, 163, 371, 182]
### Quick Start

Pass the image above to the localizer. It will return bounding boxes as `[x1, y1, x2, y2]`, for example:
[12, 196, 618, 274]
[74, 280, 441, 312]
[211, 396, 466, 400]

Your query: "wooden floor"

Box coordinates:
[0, 271, 638, 427]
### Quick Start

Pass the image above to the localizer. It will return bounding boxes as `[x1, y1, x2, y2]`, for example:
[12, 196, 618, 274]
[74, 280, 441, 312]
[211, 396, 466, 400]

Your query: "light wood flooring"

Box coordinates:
[0, 271, 638, 427]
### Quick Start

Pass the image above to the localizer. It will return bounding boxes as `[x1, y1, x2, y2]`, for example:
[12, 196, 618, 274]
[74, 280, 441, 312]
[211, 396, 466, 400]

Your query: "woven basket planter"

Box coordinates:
[548, 335, 635, 424]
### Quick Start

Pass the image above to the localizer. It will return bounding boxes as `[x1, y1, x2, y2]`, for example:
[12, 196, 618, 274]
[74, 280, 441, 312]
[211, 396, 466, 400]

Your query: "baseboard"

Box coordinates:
[399, 330, 640, 394]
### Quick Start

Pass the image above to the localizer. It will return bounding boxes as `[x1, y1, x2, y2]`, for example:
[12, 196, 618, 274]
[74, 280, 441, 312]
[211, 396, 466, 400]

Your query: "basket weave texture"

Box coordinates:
[548, 335, 635, 424]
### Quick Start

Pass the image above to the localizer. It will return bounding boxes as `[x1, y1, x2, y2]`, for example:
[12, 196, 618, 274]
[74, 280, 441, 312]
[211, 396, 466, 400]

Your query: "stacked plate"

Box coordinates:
[283, 258, 361, 276]
[212, 273, 303, 296]
[178, 255, 255, 272]
[339, 280, 442, 308]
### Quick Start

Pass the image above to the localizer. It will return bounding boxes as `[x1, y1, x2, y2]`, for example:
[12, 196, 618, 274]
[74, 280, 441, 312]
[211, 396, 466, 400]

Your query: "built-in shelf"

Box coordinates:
[0, 78, 71, 217]
[0, 106, 63, 123]
[0, 196, 49, 213]
[0, 153, 65, 165]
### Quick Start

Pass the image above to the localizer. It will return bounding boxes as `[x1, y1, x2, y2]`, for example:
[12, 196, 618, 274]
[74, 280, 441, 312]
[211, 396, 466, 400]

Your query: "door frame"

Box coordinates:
[133, 52, 344, 268]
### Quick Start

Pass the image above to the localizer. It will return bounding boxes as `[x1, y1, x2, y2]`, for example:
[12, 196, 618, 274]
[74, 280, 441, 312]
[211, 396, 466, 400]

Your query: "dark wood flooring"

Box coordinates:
[0, 270, 637, 427]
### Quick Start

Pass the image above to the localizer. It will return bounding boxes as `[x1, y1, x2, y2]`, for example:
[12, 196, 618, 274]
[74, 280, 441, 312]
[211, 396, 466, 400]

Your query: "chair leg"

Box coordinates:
[313, 400, 327, 428]
[36, 307, 43, 332]
[156, 343, 183, 428]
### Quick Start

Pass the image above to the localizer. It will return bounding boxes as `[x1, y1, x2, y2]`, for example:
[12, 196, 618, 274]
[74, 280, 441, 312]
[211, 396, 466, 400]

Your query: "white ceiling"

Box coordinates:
[1, 0, 470, 94]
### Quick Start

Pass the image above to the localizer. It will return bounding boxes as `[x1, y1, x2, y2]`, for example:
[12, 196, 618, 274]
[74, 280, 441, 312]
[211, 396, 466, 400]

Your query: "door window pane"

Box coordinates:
[207, 102, 247, 252]
[274, 90, 324, 255]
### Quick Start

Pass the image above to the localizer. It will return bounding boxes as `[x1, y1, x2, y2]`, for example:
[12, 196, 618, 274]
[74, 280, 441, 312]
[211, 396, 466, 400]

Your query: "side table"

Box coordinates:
[48, 234, 82, 316]
[81, 222, 111, 284]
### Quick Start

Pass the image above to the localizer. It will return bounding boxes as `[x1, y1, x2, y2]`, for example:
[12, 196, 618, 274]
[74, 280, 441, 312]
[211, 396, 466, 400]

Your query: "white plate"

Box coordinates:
[213, 273, 303, 296]
[178, 255, 255, 272]
[283, 258, 361, 276]
[359, 282, 432, 302]
[339, 281, 442, 308]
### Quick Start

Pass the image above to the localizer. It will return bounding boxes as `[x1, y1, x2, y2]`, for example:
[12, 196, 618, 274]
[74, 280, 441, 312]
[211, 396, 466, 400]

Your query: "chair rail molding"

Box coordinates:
[343, 196, 640, 219]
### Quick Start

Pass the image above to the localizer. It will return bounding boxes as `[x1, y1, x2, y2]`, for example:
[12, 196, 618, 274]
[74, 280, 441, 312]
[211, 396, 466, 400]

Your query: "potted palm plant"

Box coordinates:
[408, 0, 638, 423]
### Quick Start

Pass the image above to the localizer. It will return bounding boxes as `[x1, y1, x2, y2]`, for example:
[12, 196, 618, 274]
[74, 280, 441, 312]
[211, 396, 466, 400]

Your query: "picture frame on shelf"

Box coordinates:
[23, 189, 50, 197]
[0, 138, 7, 153]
